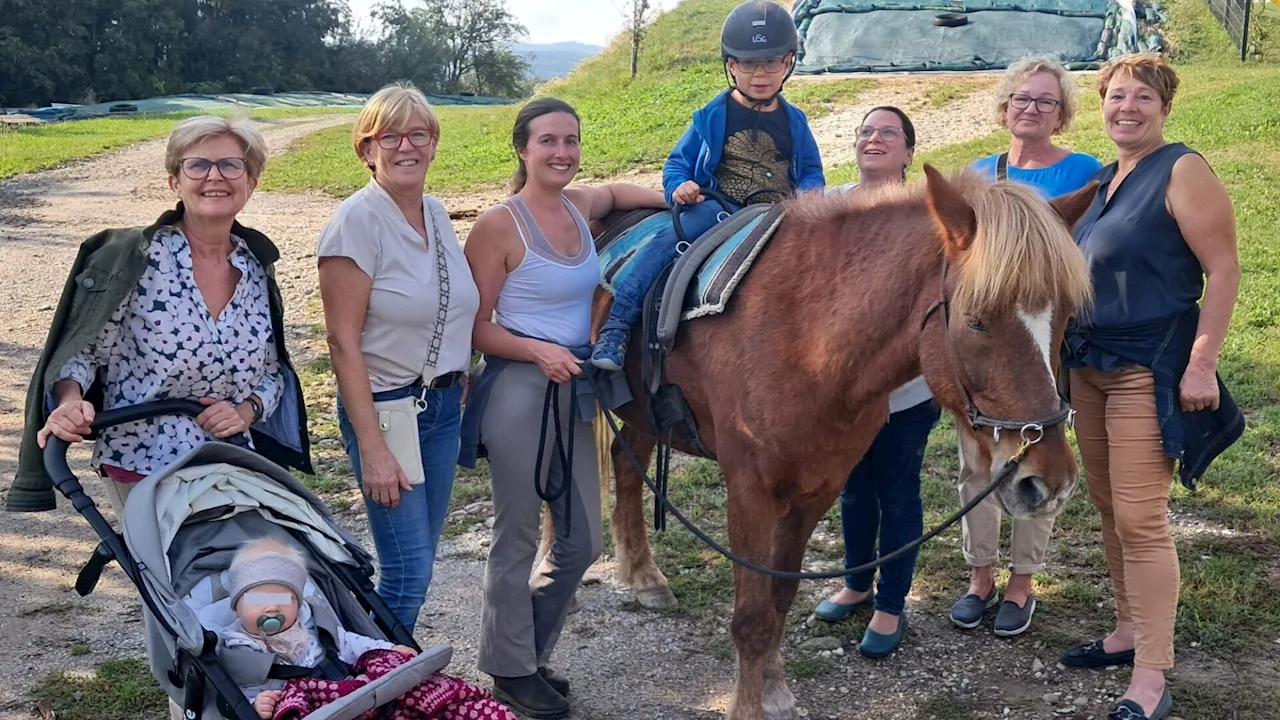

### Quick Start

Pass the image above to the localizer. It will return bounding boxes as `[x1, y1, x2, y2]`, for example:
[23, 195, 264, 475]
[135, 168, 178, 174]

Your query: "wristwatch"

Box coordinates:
[245, 395, 264, 423]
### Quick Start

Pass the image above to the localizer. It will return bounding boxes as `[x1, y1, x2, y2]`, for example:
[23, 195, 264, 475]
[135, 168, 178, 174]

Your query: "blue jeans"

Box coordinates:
[840, 398, 941, 616]
[605, 198, 739, 327]
[337, 383, 463, 631]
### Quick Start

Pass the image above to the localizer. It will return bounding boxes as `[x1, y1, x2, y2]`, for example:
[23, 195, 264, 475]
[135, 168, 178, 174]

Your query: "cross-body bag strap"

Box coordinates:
[418, 200, 452, 392]
[996, 152, 1009, 182]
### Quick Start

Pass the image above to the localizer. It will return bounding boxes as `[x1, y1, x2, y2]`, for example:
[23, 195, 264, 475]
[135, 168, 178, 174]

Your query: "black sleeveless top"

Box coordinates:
[1069, 142, 1203, 371]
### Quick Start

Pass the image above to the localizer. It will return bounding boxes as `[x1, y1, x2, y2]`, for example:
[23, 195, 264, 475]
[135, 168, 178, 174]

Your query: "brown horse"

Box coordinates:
[568, 165, 1096, 720]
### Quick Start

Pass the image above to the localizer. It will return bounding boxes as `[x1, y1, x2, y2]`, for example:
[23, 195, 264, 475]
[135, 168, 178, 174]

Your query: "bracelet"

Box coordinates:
[246, 396, 264, 423]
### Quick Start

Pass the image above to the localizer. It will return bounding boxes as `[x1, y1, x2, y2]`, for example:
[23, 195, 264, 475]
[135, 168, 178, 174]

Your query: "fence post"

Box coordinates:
[1241, 0, 1252, 61]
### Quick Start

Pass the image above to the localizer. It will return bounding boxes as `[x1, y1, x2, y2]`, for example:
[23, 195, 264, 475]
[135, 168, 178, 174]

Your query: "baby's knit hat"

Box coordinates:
[227, 540, 308, 610]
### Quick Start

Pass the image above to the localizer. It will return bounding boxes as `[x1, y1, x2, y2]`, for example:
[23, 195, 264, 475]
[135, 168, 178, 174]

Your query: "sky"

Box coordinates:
[348, 0, 681, 46]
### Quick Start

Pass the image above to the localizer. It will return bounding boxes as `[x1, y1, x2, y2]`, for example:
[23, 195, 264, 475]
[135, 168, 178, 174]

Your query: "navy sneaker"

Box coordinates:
[949, 586, 999, 629]
[590, 326, 629, 371]
[993, 596, 1037, 637]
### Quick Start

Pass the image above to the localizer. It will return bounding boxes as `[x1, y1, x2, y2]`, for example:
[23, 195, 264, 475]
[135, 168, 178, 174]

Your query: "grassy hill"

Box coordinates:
[260, 0, 870, 196]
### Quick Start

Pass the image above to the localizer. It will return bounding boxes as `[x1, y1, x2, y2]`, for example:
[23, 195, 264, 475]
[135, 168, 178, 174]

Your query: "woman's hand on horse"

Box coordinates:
[360, 445, 412, 508]
[1179, 365, 1220, 412]
[37, 399, 96, 447]
[673, 180, 705, 206]
[532, 341, 583, 384]
[197, 397, 253, 438]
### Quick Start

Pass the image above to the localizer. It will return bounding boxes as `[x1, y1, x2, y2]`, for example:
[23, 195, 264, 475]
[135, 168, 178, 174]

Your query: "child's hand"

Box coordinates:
[672, 180, 704, 206]
[391, 644, 418, 656]
[253, 690, 282, 719]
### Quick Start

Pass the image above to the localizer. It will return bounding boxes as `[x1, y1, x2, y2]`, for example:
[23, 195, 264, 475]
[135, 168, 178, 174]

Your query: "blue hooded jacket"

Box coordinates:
[662, 89, 825, 205]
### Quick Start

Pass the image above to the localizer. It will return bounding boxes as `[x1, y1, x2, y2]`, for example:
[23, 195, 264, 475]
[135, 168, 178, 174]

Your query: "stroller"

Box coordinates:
[44, 400, 454, 720]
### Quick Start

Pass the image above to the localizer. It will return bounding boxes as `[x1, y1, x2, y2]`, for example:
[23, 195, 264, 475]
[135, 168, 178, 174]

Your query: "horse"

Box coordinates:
[543, 165, 1095, 719]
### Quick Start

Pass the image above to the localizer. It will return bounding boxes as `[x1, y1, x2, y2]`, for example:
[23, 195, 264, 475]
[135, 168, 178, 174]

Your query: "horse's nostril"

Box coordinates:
[1016, 476, 1049, 508]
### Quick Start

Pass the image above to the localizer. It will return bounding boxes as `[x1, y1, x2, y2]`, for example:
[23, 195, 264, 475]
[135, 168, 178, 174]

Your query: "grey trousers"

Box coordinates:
[477, 362, 603, 678]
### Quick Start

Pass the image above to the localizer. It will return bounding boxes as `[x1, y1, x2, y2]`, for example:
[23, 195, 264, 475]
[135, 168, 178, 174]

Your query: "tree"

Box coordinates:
[626, 0, 655, 80]
[375, 0, 528, 97]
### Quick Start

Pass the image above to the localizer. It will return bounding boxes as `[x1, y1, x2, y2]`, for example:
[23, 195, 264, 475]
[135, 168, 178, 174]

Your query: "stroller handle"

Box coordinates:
[43, 399, 211, 500]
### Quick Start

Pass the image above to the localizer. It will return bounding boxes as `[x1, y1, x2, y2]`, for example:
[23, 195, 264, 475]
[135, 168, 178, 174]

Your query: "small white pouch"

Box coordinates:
[373, 395, 426, 485]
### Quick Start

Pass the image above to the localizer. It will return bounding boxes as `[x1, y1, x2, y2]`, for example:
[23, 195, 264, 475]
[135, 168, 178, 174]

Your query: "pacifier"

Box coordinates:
[257, 613, 287, 635]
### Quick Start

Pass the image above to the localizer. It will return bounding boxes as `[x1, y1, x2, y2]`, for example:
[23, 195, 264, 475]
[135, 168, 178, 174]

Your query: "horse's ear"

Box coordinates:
[1048, 181, 1098, 231]
[923, 164, 977, 255]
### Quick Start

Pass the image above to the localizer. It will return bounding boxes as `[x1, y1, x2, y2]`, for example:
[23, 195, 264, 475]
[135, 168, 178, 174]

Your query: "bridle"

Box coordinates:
[920, 254, 1075, 453]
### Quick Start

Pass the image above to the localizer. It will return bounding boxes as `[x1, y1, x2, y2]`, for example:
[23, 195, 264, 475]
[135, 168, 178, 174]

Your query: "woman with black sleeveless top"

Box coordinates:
[1059, 54, 1243, 720]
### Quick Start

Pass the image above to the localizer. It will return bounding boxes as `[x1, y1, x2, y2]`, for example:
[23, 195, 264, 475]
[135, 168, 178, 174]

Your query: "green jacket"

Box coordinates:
[7, 204, 314, 512]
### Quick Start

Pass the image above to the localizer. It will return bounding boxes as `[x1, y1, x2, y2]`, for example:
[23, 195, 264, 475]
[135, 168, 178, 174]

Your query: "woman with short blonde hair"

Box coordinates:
[1059, 52, 1242, 720]
[949, 55, 1104, 639]
[317, 82, 480, 632]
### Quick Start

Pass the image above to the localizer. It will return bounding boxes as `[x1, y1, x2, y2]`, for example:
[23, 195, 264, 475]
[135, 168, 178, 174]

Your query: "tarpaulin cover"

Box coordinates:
[793, 0, 1165, 73]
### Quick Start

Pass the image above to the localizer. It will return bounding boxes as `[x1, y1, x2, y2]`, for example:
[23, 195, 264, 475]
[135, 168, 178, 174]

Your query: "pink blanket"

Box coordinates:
[273, 649, 517, 720]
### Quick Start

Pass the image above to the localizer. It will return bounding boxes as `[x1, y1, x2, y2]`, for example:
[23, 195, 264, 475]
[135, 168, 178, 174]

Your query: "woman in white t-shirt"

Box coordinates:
[810, 107, 941, 660]
[316, 83, 480, 632]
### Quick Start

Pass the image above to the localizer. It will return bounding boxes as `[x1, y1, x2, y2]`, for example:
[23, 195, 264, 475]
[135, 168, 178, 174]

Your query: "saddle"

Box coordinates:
[596, 201, 787, 356]
[595, 197, 787, 531]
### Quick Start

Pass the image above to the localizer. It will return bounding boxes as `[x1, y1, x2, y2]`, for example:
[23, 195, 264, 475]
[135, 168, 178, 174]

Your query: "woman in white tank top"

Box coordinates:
[462, 98, 665, 717]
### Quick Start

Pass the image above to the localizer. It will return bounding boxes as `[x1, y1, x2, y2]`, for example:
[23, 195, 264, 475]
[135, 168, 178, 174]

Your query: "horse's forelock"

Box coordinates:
[951, 179, 1093, 316]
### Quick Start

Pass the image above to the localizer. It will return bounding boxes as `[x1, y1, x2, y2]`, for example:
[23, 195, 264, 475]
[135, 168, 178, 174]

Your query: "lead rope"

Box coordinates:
[534, 379, 576, 537]
[601, 407, 1029, 581]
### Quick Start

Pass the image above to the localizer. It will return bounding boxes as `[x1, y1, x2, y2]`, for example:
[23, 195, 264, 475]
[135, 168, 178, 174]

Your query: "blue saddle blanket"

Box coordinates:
[596, 207, 782, 320]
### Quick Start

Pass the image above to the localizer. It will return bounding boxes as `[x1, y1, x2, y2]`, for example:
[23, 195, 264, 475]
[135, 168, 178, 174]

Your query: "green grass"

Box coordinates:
[32, 658, 167, 720]
[0, 106, 358, 180]
[261, 0, 874, 197]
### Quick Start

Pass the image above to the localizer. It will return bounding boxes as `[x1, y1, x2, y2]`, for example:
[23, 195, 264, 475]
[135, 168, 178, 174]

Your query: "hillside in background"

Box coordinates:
[513, 41, 604, 80]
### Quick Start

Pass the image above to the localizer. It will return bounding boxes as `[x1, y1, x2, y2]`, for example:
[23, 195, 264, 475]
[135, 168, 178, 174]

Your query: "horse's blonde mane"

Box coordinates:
[787, 170, 1092, 314]
[953, 176, 1093, 315]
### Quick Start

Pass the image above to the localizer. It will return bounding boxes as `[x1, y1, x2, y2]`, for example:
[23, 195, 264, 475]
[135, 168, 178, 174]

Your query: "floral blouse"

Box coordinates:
[56, 226, 283, 475]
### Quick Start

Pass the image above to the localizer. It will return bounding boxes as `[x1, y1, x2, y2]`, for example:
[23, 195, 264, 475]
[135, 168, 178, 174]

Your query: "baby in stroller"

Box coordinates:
[219, 537, 416, 718]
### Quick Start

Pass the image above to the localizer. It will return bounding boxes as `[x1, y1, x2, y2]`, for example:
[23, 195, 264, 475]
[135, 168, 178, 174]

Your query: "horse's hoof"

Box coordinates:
[568, 591, 583, 614]
[635, 586, 678, 610]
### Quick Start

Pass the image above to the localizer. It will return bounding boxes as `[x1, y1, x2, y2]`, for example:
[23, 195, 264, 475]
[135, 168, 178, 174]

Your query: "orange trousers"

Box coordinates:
[1070, 366, 1178, 670]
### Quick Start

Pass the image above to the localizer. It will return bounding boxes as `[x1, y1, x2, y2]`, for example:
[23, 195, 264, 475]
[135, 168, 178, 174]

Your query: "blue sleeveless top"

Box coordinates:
[1072, 143, 1204, 349]
[970, 151, 1103, 199]
[1062, 143, 1244, 490]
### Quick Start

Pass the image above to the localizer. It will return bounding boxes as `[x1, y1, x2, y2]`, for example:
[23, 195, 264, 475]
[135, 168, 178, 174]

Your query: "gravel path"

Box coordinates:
[0, 98, 1228, 720]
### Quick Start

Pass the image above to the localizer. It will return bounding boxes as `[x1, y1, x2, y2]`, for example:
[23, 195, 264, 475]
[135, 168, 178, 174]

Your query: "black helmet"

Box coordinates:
[720, 1, 799, 61]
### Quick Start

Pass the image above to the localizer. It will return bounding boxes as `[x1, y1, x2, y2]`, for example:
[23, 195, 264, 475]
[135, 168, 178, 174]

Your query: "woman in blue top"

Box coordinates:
[971, 55, 1103, 198]
[949, 56, 1103, 639]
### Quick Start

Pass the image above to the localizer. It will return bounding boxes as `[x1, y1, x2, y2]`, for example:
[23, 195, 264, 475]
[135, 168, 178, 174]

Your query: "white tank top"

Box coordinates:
[495, 195, 600, 347]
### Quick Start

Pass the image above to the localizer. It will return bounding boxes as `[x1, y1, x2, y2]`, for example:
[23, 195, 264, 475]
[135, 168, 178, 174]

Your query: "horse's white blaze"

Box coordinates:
[1018, 305, 1054, 377]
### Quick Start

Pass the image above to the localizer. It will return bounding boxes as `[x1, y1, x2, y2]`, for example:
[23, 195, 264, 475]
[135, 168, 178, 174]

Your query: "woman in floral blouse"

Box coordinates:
[28, 115, 311, 517]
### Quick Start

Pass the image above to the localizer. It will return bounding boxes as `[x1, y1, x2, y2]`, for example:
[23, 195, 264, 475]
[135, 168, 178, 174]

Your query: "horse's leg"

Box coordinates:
[610, 424, 677, 609]
[759, 494, 843, 719]
[724, 471, 788, 720]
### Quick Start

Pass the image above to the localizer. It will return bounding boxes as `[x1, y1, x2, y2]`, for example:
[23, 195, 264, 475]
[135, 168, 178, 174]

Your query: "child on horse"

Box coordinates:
[589, 0, 825, 371]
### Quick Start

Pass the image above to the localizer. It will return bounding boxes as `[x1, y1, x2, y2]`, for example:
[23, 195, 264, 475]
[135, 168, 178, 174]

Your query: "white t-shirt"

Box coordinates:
[317, 180, 481, 392]
[831, 182, 933, 414]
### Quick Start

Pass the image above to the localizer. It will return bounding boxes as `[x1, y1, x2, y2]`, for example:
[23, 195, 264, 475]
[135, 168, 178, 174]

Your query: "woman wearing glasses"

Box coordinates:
[949, 56, 1102, 638]
[316, 82, 481, 632]
[811, 107, 941, 659]
[23, 114, 312, 520]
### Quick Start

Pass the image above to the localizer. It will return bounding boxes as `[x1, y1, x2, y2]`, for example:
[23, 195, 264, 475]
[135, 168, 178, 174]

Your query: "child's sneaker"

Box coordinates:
[590, 326, 630, 371]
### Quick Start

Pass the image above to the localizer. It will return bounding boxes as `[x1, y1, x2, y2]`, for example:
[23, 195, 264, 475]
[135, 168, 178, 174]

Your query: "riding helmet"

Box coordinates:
[720, 0, 799, 61]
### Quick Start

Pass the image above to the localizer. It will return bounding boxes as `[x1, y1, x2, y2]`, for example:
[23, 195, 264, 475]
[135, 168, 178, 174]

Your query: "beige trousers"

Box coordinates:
[957, 437, 1057, 575]
[1071, 367, 1178, 670]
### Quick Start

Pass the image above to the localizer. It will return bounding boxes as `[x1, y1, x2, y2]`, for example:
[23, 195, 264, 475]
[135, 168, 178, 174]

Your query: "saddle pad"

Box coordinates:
[681, 204, 786, 320]
[595, 208, 672, 293]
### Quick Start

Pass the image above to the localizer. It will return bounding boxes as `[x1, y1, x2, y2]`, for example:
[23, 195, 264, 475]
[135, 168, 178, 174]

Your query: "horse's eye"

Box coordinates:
[967, 316, 986, 332]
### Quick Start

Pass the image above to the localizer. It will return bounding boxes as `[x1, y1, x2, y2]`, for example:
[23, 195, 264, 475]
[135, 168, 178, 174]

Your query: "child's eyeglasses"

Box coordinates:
[732, 57, 788, 74]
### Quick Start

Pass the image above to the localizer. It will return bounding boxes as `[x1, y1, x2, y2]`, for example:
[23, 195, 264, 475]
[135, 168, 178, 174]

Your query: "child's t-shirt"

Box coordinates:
[715, 98, 793, 205]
